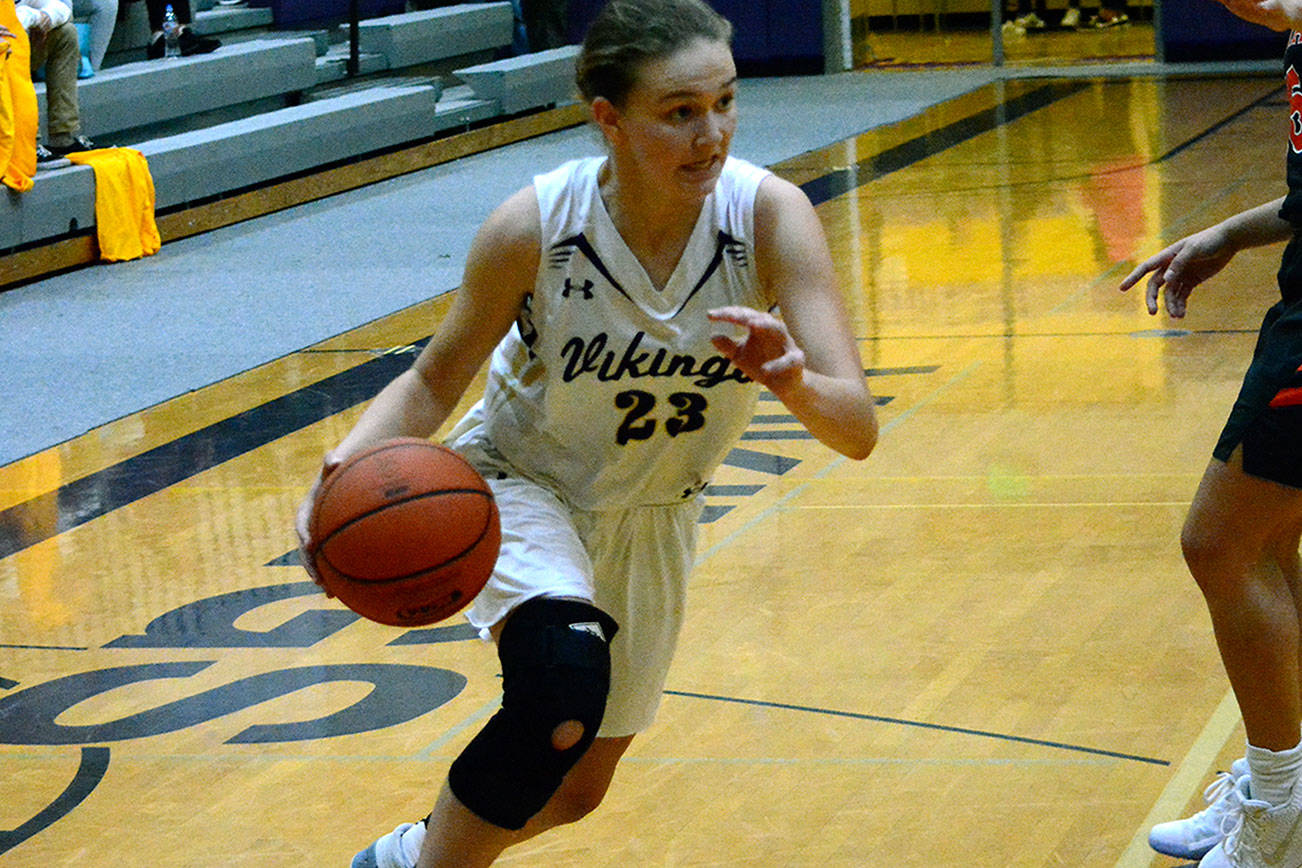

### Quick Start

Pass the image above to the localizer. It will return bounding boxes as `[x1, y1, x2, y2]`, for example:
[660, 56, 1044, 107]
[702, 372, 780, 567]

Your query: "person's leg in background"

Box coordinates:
[28, 19, 93, 154]
[143, 0, 217, 59]
[70, 0, 116, 69]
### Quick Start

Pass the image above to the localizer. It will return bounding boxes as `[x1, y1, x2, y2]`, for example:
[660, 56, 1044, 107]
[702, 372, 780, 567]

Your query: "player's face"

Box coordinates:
[609, 38, 738, 200]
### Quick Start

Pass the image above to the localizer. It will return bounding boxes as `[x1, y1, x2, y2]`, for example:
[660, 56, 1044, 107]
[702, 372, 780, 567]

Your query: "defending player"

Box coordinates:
[1123, 3, 1302, 864]
[296, 1, 878, 865]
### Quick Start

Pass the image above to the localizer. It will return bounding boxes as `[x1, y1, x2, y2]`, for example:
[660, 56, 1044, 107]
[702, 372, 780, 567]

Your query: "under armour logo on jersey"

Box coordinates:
[562, 278, 594, 299]
[570, 621, 607, 642]
[548, 233, 633, 303]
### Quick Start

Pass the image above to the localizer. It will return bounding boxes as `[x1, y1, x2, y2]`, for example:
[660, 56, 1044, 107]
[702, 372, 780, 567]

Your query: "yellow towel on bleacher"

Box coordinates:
[0, 0, 37, 193]
[66, 149, 162, 262]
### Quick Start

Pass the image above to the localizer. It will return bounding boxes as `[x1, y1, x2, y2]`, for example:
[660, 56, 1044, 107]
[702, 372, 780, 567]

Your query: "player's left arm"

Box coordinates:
[710, 175, 878, 460]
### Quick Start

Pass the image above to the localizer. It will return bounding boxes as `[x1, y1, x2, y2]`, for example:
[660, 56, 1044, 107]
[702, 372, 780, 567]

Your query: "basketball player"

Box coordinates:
[296, 1, 878, 865]
[1122, 4, 1302, 864]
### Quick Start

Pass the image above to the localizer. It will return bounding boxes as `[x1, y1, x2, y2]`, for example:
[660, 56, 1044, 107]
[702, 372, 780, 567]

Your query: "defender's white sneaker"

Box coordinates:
[1150, 759, 1249, 860]
[1199, 774, 1302, 867]
[351, 820, 426, 868]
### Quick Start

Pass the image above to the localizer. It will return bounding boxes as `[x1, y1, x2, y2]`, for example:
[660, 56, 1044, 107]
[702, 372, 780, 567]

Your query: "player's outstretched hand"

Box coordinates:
[708, 305, 806, 394]
[1211, 0, 1302, 30]
[1119, 227, 1235, 319]
[295, 454, 341, 595]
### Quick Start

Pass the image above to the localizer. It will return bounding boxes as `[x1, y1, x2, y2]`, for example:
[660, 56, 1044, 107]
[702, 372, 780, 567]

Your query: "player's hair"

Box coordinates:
[576, 0, 733, 108]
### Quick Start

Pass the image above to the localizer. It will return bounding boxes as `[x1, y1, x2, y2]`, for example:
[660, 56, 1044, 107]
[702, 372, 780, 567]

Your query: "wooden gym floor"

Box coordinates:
[0, 61, 1288, 867]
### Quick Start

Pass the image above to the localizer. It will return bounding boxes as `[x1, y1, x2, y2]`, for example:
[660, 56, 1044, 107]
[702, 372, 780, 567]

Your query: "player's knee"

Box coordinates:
[1181, 514, 1236, 581]
[447, 598, 619, 830]
[1180, 522, 1216, 577]
[551, 719, 586, 751]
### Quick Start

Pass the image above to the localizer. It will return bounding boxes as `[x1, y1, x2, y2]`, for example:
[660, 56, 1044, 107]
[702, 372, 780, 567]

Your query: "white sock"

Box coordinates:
[1246, 738, 1302, 807]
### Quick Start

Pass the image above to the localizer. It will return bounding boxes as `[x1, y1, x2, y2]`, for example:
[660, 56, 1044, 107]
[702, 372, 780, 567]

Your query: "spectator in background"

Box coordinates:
[520, 0, 568, 49]
[16, 0, 95, 163]
[1088, 0, 1129, 27]
[142, 0, 217, 59]
[71, 0, 115, 70]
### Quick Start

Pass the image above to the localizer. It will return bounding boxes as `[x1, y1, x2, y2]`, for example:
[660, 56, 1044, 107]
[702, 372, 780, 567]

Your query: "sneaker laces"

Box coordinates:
[1221, 809, 1247, 858]
[1219, 797, 1265, 863]
[1205, 771, 1237, 806]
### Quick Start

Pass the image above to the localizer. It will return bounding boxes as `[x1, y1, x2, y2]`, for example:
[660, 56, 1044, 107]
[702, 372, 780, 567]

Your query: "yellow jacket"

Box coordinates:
[0, 0, 37, 194]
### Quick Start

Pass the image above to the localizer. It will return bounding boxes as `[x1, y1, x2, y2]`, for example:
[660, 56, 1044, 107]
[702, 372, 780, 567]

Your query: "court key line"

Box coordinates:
[665, 690, 1167, 766]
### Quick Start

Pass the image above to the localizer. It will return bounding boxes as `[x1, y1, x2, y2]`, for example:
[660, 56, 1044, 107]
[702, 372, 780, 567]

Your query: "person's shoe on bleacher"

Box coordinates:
[47, 134, 97, 156]
[35, 144, 72, 170]
[146, 26, 219, 59]
[179, 27, 219, 55]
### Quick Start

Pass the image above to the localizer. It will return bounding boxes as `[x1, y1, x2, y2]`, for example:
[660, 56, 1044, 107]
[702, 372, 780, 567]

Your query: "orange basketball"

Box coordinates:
[309, 438, 500, 627]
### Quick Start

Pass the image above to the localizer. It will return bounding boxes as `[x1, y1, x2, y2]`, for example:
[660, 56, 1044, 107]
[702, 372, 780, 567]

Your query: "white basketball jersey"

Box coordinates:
[450, 155, 773, 511]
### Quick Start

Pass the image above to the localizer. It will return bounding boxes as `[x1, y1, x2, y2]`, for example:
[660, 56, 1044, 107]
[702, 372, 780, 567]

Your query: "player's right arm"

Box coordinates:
[297, 186, 539, 578]
[328, 185, 540, 464]
[1119, 197, 1291, 318]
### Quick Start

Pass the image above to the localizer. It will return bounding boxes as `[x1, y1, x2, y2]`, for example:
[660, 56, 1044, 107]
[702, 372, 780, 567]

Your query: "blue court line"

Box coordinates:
[0, 84, 1084, 563]
[665, 689, 1168, 766]
[1153, 86, 1279, 165]
[0, 746, 110, 855]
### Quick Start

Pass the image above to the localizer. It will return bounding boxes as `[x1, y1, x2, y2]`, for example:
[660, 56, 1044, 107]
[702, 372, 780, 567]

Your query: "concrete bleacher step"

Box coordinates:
[454, 44, 579, 115]
[42, 38, 318, 140]
[194, 4, 275, 35]
[140, 82, 457, 208]
[1, 80, 512, 251]
[315, 47, 390, 84]
[356, 2, 513, 69]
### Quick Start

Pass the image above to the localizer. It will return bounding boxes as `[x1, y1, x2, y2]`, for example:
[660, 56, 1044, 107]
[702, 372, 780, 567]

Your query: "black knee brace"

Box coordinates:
[447, 598, 619, 830]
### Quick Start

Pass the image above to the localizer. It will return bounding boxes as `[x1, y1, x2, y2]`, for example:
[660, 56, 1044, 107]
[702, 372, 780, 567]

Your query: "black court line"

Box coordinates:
[1154, 86, 1281, 165]
[665, 689, 1168, 766]
[0, 746, 111, 855]
[0, 345, 423, 561]
[0, 80, 1162, 562]
[865, 366, 940, 376]
[0, 644, 89, 652]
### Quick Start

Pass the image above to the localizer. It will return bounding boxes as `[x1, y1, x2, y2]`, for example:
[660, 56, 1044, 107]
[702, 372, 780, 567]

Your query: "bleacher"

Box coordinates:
[1, 1, 583, 264]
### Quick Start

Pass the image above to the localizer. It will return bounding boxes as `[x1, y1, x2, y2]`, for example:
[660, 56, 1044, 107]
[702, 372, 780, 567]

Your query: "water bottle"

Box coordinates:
[162, 4, 181, 59]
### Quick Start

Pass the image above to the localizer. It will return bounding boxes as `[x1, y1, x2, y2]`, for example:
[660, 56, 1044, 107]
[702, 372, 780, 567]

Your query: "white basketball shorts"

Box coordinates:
[461, 456, 701, 738]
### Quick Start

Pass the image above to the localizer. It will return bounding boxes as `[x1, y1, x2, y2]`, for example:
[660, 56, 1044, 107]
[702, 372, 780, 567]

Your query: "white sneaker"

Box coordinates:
[1199, 774, 1302, 867]
[351, 821, 426, 868]
[1001, 19, 1026, 36]
[1014, 12, 1046, 28]
[1150, 759, 1250, 859]
[1060, 7, 1080, 27]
